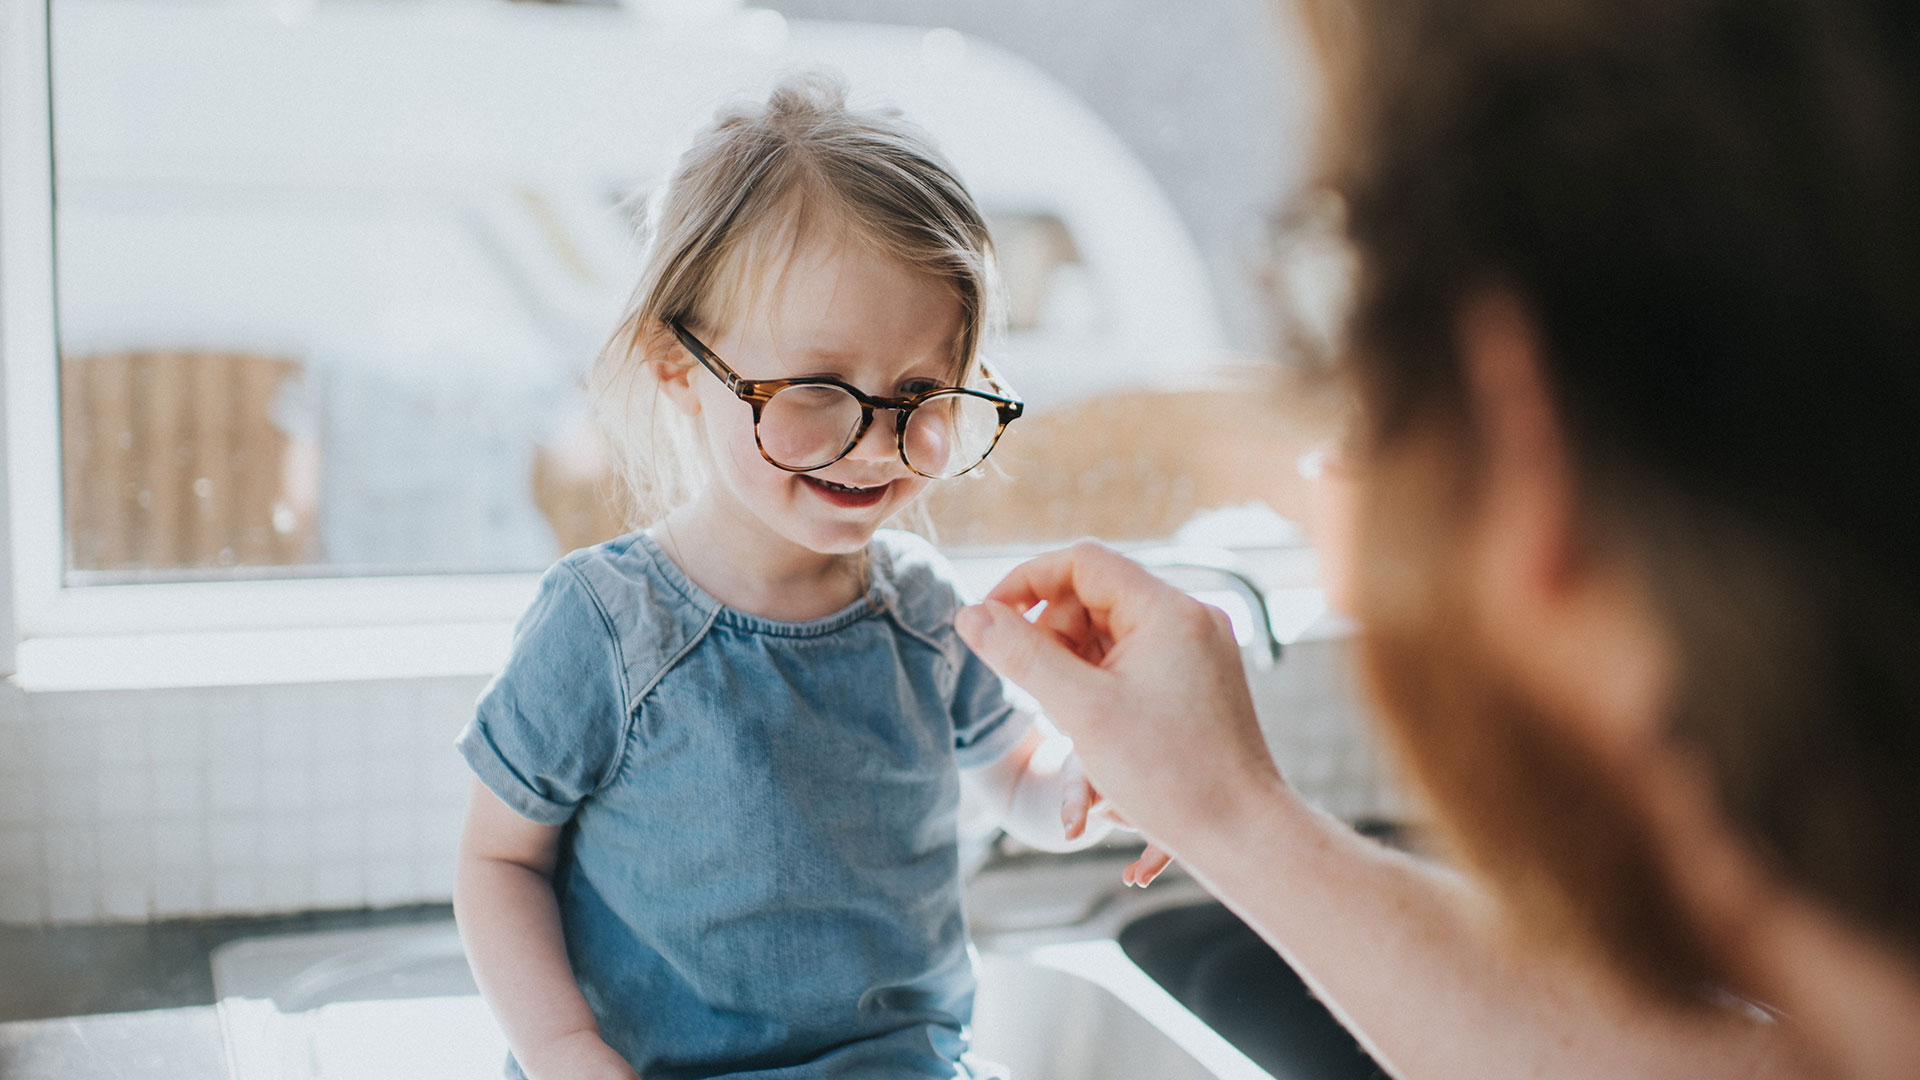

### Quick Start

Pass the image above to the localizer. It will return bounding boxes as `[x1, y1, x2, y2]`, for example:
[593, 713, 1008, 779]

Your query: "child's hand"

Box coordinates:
[1062, 777, 1177, 887]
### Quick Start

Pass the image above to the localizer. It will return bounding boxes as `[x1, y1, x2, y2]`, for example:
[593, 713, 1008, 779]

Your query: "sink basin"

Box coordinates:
[1120, 903, 1384, 1080]
[211, 911, 1273, 1080]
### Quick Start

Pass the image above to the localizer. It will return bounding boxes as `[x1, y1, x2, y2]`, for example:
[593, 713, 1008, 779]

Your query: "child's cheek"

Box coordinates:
[704, 409, 764, 475]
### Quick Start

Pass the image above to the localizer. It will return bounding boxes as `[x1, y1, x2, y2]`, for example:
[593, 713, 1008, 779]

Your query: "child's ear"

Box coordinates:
[644, 321, 703, 418]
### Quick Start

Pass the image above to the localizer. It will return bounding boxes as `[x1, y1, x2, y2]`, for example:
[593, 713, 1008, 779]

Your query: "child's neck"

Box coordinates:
[651, 501, 869, 622]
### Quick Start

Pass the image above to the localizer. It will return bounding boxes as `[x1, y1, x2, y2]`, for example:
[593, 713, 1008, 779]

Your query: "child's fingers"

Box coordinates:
[1121, 844, 1176, 887]
[1061, 779, 1092, 841]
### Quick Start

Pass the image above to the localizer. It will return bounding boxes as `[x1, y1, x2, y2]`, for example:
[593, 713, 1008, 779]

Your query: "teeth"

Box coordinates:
[814, 478, 878, 493]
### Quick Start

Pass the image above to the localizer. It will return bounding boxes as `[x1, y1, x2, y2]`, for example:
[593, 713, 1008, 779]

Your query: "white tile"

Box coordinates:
[310, 862, 366, 909]
[261, 713, 314, 765]
[43, 770, 97, 826]
[260, 865, 313, 909]
[100, 877, 152, 921]
[312, 813, 363, 860]
[0, 829, 41, 878]
[364, 857, 419, 907]
[0, 878, 47, 923]
[151, 822, 206, 871]
[260, 818, 314, 867]
[45, 876, 100, 923]
[211, 869, 264, 912]
[96, 767, 152, 823]
[96, 722, 148, 768]
[410, 849, 457, 901]
[208, 764, 262, 814]
[364, 811, 414, 856]
[151, 873, 209, 918]
[413, 811, 464, 858]
[365, 712, 410, 755]
[0, 772, 40, 826]
[316, 766, 366, 810]
[312, 713, 366, 764]
[206, 712, 264, 767]
[364, 756, 415, 802]
[0, 716, 31, 776]
[149, 765, 205, 818]
[146, 714, 205, 765]
[96, 826, 153, 876]
[208, 818, 264, 867]
[261, 766, 315, 814]
[43, 827, 98, 880]
[38, 720, 99, 773]
[423, 756, 472, 800]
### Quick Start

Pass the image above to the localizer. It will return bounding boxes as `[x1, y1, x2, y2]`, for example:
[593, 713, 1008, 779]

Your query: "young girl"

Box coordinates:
[453, 74, 1162, 1080]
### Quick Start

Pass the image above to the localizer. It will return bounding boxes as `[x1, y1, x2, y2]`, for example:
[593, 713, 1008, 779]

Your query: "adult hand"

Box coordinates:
[955, 541, 1287, 858]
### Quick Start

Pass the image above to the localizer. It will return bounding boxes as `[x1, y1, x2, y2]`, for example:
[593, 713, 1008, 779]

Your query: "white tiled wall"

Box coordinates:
[0, 676, 486, 925]
[1250, 635, 1411, 824]
[0, 637, 1394, 927]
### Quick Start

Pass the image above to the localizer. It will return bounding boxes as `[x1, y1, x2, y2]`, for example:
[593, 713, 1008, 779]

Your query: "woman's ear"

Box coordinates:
[645, 321, 703, 419]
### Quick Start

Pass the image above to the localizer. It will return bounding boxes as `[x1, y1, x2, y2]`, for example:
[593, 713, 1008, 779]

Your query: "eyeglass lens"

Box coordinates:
[757, 384, 1003, 478]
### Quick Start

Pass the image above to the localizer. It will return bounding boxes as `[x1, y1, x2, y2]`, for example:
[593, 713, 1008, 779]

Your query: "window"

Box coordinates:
[5, 0, 1323, 684]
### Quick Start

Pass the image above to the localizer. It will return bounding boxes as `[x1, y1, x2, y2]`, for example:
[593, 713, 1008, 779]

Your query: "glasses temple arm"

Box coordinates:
[669, 320, 745, 391]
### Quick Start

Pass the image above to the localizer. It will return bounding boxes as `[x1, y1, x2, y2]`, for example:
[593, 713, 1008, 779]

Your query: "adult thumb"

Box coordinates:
[956, 599, 1103, 708]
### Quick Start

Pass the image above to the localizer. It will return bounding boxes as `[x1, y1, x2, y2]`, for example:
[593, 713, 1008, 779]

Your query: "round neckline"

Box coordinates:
[632, 531, 892, 638]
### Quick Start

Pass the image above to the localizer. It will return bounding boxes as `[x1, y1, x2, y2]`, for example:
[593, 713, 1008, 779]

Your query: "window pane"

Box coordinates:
[51, 0, 1314, 583]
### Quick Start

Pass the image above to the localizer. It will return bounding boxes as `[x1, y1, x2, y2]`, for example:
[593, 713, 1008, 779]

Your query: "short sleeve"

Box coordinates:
[951, 639, 1034, 769]
[455, 562, 630, 825]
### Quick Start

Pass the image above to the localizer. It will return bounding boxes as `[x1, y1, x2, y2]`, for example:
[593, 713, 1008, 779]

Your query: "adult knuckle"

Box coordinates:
[1070, 538, 1109, 562]
[1176, 596, 1219, 635]
[1206, 605, 1234, 637]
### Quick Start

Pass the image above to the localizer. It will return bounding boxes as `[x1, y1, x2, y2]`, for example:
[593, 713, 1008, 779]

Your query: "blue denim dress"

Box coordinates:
[456, 529, 1029, 1080]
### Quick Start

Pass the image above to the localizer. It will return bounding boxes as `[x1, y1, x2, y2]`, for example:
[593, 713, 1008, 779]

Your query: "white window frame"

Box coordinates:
[1, 0, 543, 690]
[0, 0, 1330, 692]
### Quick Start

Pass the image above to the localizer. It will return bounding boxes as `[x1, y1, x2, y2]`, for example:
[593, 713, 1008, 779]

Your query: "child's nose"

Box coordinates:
[841, 409, 901, 465]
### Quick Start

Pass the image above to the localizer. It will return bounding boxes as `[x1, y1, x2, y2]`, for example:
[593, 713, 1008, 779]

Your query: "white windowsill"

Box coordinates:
[5, 545, 1340, 694]
[10, 621, 517, 692]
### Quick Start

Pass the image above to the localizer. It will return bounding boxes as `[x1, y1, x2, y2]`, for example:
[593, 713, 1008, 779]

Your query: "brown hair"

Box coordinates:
[1301, 0, 1920, 961]
[592, 70, 998, 524]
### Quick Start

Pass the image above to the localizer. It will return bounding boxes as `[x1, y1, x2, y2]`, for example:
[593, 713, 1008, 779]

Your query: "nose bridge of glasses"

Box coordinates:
[843, 401, 903, 459]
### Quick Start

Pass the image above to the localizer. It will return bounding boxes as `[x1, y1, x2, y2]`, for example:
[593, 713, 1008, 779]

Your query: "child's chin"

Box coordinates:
[799, 525, 884, 556]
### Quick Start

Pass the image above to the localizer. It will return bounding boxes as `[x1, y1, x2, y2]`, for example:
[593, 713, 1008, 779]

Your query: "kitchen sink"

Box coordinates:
[1120, 903, 1385, 1080]
[209, 854, 1368, 1080]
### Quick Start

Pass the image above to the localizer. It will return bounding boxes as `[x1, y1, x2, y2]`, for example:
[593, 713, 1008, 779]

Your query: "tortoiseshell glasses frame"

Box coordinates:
[668, 319, 1024, 479]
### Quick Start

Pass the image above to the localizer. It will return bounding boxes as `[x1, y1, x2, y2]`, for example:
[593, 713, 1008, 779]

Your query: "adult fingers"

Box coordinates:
[980, 541, 1179, 646]
[1031, 591, 1105, 664]
[955, 599, 1112, 712]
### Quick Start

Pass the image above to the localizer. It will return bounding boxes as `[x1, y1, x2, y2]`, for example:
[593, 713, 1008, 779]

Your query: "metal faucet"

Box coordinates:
[962, 544, 1286, 878]
[1129, 545, 1284, 668]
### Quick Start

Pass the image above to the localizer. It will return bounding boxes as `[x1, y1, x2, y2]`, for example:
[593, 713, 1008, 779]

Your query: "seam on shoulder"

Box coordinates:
[625, 602, 724, 718]
[560, 561, 635, 795]
[884, 605, 951, 659]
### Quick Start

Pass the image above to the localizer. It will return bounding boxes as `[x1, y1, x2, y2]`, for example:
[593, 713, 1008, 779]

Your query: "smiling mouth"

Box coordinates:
[801, 475, 892, 508]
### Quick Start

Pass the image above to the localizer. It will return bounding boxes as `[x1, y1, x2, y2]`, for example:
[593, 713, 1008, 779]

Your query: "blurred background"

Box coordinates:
[52, 0, 1323, 582]
[3, 0, 1407, 1019]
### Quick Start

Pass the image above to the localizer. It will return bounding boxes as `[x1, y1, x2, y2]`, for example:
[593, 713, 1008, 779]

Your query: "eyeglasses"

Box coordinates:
[668, 319, 1024, 479]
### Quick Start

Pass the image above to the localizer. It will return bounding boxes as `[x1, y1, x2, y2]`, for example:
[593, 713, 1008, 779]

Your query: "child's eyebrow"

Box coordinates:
[786, 346, 957, 383]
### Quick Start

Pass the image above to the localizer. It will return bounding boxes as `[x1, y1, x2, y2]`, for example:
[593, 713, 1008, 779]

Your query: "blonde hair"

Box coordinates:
[592, 70, 1000, 527]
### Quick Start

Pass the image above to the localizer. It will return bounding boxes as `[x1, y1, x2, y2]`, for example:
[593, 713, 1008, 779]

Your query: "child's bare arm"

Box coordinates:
[454, 778, 639, 1080]
[963, 726, 1172, 883]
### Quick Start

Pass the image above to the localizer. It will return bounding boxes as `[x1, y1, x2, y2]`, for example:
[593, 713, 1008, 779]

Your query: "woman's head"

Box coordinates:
[594, 71, 998, 538]
[1295, 0, 1920, 998]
